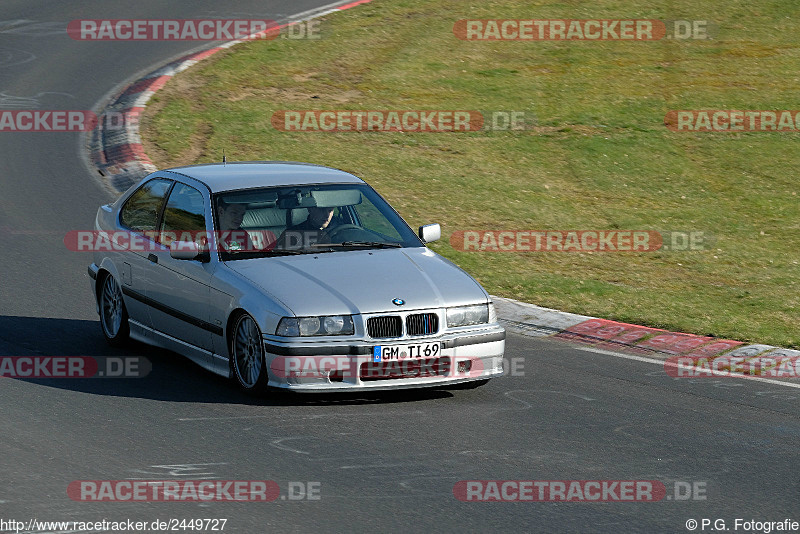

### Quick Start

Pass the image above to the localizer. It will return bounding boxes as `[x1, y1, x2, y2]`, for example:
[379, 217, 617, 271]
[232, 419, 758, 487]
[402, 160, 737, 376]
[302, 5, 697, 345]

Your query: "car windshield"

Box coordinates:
[213, 183, 423, 260]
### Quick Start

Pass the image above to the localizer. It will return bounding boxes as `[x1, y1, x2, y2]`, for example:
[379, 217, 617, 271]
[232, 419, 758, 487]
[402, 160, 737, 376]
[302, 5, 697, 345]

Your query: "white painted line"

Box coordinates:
[493, 295, 590, 331]
[288, 1, 365, 22]
[575, 345, 800, 389]
[178, 409, 425, 422]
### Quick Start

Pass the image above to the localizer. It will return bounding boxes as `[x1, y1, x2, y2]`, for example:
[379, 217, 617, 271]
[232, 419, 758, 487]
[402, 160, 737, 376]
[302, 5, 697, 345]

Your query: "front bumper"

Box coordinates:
[262, 325, 506, 392]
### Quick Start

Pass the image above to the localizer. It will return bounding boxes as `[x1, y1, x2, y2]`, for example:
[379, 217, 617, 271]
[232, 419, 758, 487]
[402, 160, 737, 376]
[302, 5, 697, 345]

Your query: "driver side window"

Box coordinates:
[353, 197, 403, 240]
[159, 183, 207, 248]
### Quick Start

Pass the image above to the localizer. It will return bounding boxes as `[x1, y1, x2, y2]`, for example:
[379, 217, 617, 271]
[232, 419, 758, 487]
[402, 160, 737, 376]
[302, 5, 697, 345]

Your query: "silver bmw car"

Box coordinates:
[88, 162, 505, 393]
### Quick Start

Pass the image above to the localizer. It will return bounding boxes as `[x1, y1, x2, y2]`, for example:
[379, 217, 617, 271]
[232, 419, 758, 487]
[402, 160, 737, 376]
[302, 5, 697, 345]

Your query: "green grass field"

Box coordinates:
[140, 0, 800, 347]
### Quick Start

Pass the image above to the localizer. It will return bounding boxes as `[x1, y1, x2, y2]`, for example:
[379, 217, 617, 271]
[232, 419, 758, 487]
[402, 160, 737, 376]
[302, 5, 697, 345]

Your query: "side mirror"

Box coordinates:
[418, 223, 441, 244]
[170, 240, 201, 260]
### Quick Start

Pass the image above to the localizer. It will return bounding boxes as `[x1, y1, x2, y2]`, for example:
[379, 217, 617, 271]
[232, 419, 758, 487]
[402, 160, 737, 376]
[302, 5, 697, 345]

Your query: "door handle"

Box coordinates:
[148, 254, 158, 264]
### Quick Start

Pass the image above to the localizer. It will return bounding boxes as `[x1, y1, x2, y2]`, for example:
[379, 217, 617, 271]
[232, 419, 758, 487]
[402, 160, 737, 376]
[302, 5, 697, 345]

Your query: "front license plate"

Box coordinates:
[372, 342, 440, 362]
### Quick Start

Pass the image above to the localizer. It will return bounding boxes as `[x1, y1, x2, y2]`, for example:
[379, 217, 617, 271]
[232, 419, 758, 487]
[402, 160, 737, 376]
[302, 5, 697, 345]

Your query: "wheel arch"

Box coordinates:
[94, 268, 111, 305]
[225, 308, 249, 355]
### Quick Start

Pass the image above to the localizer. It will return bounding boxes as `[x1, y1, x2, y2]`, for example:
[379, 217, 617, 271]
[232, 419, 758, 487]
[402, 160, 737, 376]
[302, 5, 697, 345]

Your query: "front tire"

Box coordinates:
[230, 313, 270, 394]
[99, 273, 130, 346]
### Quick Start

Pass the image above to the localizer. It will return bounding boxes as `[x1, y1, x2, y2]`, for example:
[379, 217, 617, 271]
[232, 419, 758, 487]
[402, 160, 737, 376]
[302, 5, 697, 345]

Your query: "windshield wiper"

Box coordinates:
[226, 249, 307, 257]
[261, 249, 313, 255]
[311, 241, 402, 249]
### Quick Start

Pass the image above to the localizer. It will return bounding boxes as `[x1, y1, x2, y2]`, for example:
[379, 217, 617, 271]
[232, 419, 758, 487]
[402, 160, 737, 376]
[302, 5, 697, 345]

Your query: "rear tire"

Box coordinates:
[229, 313, 270, 394]
[99, 273, 130, 347]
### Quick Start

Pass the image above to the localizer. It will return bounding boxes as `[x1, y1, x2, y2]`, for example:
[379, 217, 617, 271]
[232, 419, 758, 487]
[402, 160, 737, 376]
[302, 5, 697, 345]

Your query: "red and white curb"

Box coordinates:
[494, 296, 800, 371]
[84, 0, 799, 370]
[87, 0, 376, 195]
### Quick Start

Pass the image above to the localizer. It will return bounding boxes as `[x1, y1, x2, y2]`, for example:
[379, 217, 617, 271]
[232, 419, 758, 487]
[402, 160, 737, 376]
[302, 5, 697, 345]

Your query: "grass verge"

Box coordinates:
[141, 0, 800, 347]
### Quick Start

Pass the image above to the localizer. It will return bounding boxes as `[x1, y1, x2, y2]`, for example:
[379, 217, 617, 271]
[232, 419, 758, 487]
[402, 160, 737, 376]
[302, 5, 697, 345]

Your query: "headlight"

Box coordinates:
[299, 317, 321, 336]
[276, 315, 355, 337]
[446, 304, 489, 327]
[323, 315, 346, 334]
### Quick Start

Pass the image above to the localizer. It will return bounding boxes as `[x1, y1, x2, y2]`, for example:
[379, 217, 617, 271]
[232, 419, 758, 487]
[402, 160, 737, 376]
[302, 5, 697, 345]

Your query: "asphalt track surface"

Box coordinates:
[0, 1, 799, 533]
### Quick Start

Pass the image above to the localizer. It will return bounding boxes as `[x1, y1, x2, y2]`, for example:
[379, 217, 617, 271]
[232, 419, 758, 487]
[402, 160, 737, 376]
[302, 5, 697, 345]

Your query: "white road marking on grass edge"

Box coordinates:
[575, 345, 800, 389]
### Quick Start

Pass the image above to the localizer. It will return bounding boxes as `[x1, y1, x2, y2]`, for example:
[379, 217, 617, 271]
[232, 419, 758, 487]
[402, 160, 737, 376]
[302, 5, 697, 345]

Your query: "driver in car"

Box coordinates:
[277, 206, 338, 249]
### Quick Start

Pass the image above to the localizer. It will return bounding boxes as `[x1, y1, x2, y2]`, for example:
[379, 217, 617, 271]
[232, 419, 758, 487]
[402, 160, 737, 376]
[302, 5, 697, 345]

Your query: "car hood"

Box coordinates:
[225, 247, 488, 316]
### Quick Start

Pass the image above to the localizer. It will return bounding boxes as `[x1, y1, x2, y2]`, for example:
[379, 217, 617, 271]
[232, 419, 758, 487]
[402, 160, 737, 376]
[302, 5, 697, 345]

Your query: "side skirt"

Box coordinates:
[130, 319, 231, 379]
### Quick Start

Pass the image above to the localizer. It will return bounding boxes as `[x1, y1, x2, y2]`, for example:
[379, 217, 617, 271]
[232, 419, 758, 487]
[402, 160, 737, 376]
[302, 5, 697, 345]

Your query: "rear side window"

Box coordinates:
[160, 183, 207, 247]
[120, 179, 172, 233]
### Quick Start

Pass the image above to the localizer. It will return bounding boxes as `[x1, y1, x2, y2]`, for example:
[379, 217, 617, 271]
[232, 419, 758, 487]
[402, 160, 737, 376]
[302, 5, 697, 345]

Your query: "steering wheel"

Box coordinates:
[326, 224, 364, 241]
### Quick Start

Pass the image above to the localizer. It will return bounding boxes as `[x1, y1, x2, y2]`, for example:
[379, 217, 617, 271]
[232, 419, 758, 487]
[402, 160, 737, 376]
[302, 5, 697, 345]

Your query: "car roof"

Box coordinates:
[162, 161, 365, 193]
